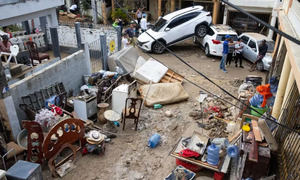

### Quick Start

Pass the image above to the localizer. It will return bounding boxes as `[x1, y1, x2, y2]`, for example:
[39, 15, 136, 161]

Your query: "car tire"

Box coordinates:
[195, 24, 208, 38]
[152, 41, 165, 54]
[257, 61, 264, 71]
[205, 44, 211, 57]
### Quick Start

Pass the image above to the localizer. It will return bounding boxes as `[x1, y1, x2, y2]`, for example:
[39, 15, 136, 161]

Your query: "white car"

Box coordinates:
[194, 24, 238, 57]
[239, 33, 274, 71]
[137, 6, 212, 54]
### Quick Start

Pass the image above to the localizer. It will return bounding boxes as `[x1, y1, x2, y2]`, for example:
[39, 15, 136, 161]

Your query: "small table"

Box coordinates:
[104, 110, 121, 133]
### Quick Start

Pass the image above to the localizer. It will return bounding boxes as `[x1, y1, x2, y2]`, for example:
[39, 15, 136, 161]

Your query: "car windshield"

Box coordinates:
[152, 18, 167, 32]
[258, 40, 275, 53]
[216, 34, 238, 41]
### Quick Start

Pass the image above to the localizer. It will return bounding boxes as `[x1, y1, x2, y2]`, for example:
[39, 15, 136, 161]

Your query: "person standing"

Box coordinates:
[250, 39, 268, 72]
[226, 38, 235, 66]
[140, 15, 147, 33]
[220, 35, 231, 73]
[122, 33, 130, 49]
[136, 8, 143, 25]
[0, 35, 11, 53]
[235, 39, 244, 68]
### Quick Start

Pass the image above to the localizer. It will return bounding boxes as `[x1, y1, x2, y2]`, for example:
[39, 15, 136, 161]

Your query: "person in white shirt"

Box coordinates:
[69, 4, 78, 14]
[235, 39, 244, 68]
[122, 33, 130, 49]
[140, 15, 147, 33]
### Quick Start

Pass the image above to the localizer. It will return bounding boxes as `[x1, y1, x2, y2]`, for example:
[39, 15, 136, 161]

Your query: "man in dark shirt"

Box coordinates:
[250, 39, 268, 72]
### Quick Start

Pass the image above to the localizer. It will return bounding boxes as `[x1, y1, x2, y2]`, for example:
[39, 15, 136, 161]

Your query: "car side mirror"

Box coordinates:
[165, 27, 170, 32]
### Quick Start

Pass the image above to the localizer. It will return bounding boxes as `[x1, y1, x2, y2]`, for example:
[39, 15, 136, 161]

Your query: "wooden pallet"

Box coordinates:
[160, 69, 184, 83]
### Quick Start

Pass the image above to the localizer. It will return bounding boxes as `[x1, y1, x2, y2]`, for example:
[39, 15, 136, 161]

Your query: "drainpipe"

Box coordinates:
[272, 54, 291, 120]
[268, 0, 280, 39]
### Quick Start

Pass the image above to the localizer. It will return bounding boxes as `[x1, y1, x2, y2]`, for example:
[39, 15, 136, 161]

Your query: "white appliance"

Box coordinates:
[112, 84, 129, 115]
[73, 96, 97, 121]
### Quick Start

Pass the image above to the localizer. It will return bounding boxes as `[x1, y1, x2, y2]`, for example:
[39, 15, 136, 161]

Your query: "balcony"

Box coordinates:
[228, 0, 275, 13]
[0, 0, 63, 19]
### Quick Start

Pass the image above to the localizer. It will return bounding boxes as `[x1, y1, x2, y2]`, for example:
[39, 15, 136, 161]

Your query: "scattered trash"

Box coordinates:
[148, 133, 161, 148]
[207, 143, 220, 166]
[227, 145, 238, 158]
[165, 110, 173, 117]
[56, 160, 77, 178]
[154, 104, 162, 109]
[165, 166, 196, 180]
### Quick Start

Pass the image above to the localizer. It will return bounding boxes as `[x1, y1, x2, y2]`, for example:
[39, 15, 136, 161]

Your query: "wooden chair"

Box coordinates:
[26, 41, 49, 66]
[122, 98, 143, 131]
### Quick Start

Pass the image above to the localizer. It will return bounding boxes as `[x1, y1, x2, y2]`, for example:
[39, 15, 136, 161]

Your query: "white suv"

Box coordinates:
[194, 24, 238, 57]
[137, 6, 212, 54]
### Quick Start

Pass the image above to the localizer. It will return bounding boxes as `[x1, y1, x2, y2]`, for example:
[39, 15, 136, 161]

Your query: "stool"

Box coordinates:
[104, 110, 121, 133]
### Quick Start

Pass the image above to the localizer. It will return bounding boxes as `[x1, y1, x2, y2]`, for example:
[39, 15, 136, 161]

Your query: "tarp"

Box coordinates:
[139, 82, 189, 106]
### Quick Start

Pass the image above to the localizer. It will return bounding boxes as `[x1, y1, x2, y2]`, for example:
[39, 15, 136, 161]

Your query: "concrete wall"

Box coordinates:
[228, 0, 274, 13]
[9, 50, 91, 122]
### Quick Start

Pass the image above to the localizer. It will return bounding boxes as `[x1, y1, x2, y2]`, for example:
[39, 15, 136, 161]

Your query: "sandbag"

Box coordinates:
[139, 82, 189, 106]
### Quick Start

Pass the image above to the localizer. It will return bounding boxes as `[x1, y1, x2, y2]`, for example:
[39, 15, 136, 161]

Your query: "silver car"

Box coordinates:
[238, 33, 275, 71]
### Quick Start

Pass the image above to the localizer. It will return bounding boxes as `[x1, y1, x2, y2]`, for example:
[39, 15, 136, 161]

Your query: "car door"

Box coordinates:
[247, 39, 258, 62]
[239, 35, 250, 59]
[164, 12, 200, 44]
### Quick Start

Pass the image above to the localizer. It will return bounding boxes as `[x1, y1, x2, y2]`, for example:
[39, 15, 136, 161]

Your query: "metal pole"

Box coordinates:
[91, 0, 97, 25]
[116, 26, 122, 51]
[50, 27, 61, 58]
[75, 22, 82, 49]
[100, 34, 108, 70]
[23, 20, 31, 35]
[39, 16, 49, 48]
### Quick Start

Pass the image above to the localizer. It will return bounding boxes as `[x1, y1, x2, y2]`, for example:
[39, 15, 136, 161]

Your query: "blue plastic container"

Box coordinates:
[207, 143, 220, 166]
[148, 133, 161, 148]
[227, 145, 239, 158]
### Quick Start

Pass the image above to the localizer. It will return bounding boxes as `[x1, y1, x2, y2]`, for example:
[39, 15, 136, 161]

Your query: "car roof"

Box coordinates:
[211, 24, 237, 35]
[163, 6, 204, 21]
[241, 32, 273, 41]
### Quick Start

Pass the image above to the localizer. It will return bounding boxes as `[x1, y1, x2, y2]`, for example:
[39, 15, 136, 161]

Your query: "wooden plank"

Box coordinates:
[252, 120, 262, 142]
[248, 132, 259, 162]
[229, 129, 242, 143]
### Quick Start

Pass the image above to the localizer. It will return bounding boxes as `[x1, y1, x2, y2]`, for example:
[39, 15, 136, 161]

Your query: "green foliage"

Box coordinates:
[111, 8, 129, 23]
[80, 0, 91, 11]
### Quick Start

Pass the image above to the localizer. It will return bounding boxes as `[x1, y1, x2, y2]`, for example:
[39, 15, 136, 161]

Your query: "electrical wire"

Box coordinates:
[112, 0, 300, 134]
[85, 0, 299, 134]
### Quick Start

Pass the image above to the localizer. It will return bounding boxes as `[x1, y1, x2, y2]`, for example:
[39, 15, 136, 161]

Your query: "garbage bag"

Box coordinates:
[249, 94, 264, 107]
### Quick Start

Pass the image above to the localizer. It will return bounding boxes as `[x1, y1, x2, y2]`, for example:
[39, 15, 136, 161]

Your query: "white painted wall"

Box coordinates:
[288, 0, 300, 37]
[47, 25, 119, 55]
[0, 0, 63, 20]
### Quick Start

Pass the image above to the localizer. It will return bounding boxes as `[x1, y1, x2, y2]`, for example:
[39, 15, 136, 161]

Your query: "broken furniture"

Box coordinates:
[19, 83, 67, 120]
[22, 119, 85, 177]
[22, 121, 44, 164]
[0, 45, 19, 65]
[97, 75, 123, 104]
[97, 103, 109, 124]
[104, 110, 121, 133]
[122, 98, 143, 131]
[5, 160, 43, 180]
[26, 41, 49, 66]
[0, 141, 25, 170]
[73, 96, 97, 121]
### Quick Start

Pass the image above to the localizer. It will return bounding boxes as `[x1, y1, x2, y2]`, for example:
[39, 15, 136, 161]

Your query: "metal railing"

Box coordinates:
[275, 82, 300, 180]
[87, 38, 102, 73]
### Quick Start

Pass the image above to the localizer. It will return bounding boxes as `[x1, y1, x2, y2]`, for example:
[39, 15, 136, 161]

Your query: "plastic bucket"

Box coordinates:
[250, 105, 267, 117]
